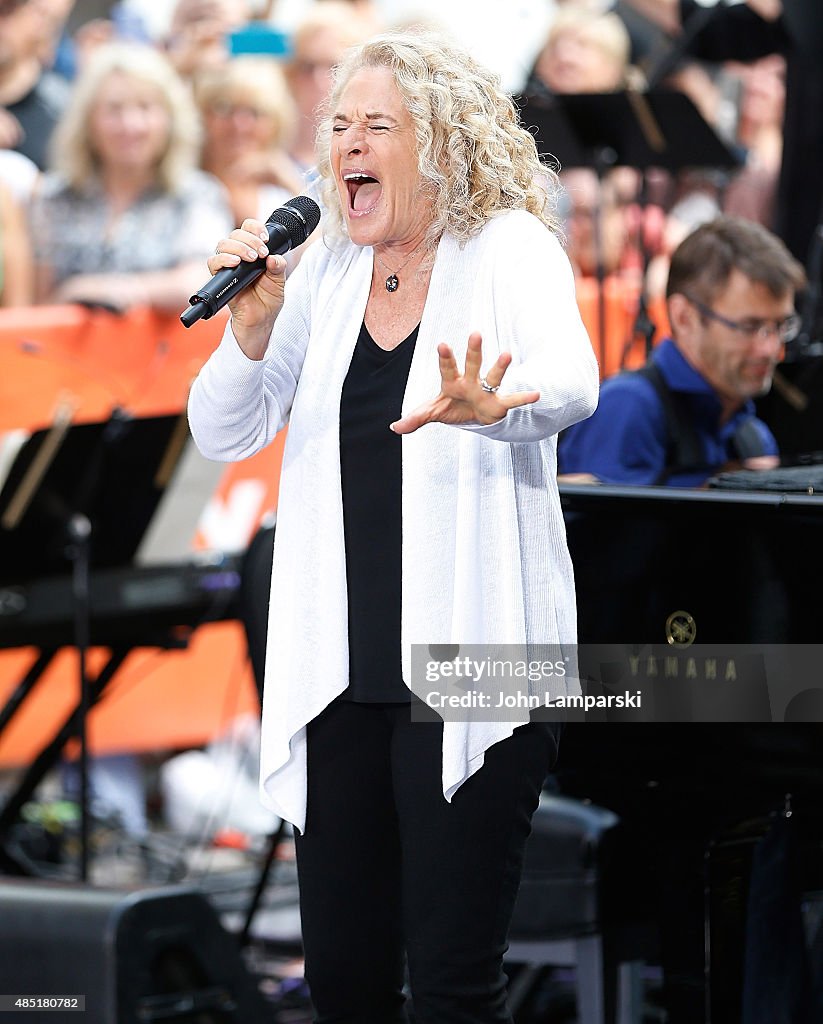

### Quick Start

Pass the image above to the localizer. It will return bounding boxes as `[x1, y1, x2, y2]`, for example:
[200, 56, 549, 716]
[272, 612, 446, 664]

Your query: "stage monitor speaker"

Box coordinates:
[0, 880, 272, 1023]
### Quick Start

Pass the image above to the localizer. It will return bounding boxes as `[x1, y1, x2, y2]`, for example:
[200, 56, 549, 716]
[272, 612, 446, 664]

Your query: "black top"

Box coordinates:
[338, 320, 419, 701]
[7, 73, 69, 171]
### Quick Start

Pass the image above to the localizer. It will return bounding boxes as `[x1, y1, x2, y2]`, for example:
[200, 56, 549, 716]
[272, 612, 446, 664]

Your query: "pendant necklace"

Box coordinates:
[373, 241, 426, 293]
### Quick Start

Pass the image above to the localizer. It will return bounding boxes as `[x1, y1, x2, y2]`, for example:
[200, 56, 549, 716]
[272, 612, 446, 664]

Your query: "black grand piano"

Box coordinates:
[555, 479, 823, 1023]
[232, 480, 823, 1022]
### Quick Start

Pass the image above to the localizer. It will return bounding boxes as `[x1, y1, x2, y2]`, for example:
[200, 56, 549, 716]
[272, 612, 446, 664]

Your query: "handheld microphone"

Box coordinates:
[180, 195, 321, 327]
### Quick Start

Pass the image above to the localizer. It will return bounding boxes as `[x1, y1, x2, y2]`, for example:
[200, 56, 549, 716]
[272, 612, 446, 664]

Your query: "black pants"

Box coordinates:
[294, 700, 558, 1024]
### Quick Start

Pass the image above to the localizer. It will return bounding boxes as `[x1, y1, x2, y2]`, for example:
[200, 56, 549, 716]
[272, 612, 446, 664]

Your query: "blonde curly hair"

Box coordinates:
[315, 31, 562, 248]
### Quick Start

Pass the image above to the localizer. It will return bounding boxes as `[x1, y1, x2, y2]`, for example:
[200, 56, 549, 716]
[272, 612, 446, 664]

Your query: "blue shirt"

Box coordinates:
[557, 339, 779, 487]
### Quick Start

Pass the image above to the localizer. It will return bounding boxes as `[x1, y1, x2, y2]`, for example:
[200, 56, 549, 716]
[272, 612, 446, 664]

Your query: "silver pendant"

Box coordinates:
[385, 274, 399, 293]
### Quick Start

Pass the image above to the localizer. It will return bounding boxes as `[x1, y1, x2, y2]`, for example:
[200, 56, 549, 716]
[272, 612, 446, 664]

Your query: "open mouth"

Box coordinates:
[344, 171, 383, 217]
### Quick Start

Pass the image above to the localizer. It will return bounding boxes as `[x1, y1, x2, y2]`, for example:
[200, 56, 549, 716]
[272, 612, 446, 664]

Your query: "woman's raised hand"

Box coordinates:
[209, 217, 287, 358]
[390, 332, 539, 434]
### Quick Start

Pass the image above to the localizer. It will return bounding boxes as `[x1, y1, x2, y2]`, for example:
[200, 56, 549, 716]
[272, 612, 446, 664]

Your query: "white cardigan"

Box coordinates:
[188, 209, 599, 833]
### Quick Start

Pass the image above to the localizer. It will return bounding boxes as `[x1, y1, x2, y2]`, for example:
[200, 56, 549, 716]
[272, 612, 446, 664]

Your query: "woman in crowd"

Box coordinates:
[188, 31, 598, 1023]
[284, 1, 380, 174]
[30, 42, 232, 312]
[523, 9, 651, 289]
[196, 56, 303, 226]
[525, 5, 633, 98]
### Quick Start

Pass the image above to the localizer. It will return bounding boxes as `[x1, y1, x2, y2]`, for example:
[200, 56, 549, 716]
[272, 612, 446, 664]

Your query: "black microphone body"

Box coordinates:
[180, 195, 320, 327]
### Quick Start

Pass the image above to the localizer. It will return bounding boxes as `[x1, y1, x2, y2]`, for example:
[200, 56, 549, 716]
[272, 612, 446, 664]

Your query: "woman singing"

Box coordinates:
[188, 31, 598, 1024]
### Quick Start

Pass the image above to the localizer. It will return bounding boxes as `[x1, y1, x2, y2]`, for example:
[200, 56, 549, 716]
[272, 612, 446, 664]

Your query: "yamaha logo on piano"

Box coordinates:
[665, 609, 697, 648]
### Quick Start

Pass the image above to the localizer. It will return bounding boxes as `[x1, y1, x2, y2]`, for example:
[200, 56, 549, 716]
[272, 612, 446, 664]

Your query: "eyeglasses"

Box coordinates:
[292, 59, 336, 78]
[209, 102, 268, 121]
[683, 292, 801, 344]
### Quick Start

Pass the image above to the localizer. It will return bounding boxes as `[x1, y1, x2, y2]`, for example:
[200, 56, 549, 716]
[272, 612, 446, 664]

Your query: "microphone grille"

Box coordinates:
[268, 195, 322, 247]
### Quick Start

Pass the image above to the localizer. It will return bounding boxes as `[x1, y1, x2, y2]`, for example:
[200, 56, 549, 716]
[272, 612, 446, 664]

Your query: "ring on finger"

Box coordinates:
[480, 376, 500, 393]
[214, 244, 222, 255]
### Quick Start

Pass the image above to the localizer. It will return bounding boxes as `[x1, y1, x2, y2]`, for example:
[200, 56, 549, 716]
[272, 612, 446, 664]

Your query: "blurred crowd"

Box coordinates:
[0, 0, 807, 364]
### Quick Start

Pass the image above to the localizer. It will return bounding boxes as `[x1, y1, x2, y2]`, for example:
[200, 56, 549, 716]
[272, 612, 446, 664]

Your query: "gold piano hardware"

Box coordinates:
[665, 610, 697, 648]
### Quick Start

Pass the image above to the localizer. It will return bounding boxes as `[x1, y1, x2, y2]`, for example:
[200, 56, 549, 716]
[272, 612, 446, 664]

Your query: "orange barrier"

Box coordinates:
[0, 304, 241, 430]
[575, 277, 670, 379]
[0, 304, 285, 767]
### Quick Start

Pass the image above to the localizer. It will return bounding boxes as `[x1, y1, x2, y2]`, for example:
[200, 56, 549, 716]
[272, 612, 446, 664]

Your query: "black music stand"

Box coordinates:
[518, 88, 741, 176]
[516, 89, 741, 369]
[0, 410, 191, 879]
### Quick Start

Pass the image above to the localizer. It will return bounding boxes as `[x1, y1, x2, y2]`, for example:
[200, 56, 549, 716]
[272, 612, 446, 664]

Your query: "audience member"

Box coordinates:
[627, 0, 818, 271]
[644, 189, 720, 300]
[524, 6, 634, 99]
[643, 50, 782, 231]
[559, 167, 634, 282]
[0, 0, 73, 169]
[33, 0, 76, 70]
[284, 1, 380, 173]
[28, 42, 232, 313]
[558, 216, 805, 485]
[640, 48, 784, 270]
[196, 56, 302, 225]
[164, 0, 252, 81]
[722, 53, 786, 228]
[521, 6, 655, 340]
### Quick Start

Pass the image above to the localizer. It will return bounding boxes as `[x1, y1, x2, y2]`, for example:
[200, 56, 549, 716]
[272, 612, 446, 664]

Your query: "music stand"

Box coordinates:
[0, 410, 191, 879]
[516, 89, 741, 369]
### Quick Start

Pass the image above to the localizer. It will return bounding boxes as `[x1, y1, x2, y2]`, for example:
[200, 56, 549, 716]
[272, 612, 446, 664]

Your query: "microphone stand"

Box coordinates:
[623, 167, 658, 368]
[66, 513, 92, 882]
[62, 410, 132, 880]
[0, 402, 97, 879]
[591, 145, 618, 371]
[621, 88, 667, 367]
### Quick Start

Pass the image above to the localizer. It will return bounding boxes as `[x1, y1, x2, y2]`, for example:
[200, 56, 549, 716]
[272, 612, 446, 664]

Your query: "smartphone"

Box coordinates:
[227, 23, 291, 58]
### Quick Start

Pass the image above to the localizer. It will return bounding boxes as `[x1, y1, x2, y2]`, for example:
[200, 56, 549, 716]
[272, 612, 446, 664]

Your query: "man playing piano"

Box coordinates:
[559, 215, 805, 486]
